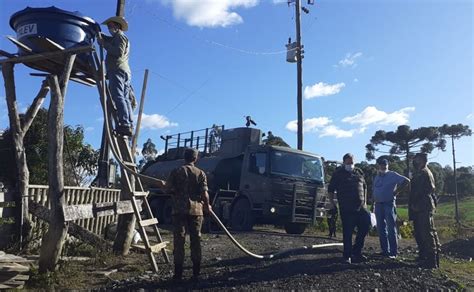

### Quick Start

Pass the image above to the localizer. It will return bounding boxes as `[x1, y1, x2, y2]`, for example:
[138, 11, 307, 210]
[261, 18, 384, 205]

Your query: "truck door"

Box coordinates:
[240, 151, 269, 207]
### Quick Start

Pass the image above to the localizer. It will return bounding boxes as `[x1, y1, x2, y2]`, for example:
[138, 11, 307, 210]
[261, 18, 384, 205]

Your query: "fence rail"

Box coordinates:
[27, 185, 121, 236]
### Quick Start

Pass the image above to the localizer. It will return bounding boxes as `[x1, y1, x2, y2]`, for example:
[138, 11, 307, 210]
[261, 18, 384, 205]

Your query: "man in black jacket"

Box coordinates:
[328, 153, 371, 264]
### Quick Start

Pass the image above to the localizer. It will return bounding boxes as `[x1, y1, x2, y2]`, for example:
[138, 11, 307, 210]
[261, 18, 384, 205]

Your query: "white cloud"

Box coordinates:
[342, 106, 415, 127]
[285, 117, 332, 132]
[138, 113, 178, 130]
[303, 82, 345, 99]
[319, 125, 354, 138]
[159, 0, 259, 28]
[353, 78, 359, 82]
[335, 52, 363, 68]
[467, 113, 473, 120]
[272, 0, 288, 3]
[85, 127, 94, 132]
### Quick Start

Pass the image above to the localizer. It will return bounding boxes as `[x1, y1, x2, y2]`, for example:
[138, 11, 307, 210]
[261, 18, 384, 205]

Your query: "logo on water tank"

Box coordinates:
[16, 23, 37, 38]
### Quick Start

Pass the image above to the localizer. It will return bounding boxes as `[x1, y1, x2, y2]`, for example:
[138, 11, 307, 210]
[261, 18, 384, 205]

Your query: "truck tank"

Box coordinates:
[142, 154, 243, 193]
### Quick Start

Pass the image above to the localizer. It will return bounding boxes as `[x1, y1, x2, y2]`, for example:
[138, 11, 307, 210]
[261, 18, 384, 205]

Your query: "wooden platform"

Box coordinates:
[0, 35, 96, 86]
[0, 251, 31, 289]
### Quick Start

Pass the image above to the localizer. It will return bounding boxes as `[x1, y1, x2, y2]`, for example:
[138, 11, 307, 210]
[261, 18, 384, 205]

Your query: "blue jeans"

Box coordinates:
[339, 208, 371, 259]
[375, 201, 398, 256]
[108, 69, 133, 127]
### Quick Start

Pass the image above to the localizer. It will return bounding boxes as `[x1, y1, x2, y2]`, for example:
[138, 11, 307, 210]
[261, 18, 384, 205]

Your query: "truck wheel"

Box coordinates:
[230, 198, 254, 231]
[284, 223, 307, 235]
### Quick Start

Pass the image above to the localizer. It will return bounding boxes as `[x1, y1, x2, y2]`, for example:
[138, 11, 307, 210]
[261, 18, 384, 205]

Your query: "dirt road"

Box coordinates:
[99, 226, 469, 290]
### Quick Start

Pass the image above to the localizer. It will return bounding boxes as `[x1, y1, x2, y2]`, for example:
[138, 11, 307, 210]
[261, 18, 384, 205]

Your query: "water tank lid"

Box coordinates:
[10, 6, 97, 29]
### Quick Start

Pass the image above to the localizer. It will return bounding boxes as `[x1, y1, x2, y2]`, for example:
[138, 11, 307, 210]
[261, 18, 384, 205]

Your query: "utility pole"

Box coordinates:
[295, 0, 304, 150]
[451, 136, 460, 226]
[116, 0, 126, 17]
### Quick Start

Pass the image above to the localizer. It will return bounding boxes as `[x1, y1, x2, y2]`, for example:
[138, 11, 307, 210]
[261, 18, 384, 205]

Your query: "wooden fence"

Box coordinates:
[27, 185, 121, 236]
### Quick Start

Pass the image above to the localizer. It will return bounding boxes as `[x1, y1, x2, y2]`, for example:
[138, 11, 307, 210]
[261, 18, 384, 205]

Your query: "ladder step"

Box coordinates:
[133, 241, 169, 253]
[139, 218, 159, 227]
[133, 191, 149, 197]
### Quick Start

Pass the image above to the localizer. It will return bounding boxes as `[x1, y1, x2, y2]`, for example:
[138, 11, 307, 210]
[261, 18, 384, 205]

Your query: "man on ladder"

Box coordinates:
[98, 15, 134, 137]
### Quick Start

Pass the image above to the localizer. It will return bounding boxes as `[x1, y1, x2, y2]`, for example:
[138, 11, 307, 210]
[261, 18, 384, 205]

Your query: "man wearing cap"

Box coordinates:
[98, 16, 133, 136]
[165, 148, 212, 281]
[372, 158, 410, 258]
[328, 153, 370, 264]
[409, 153, 441, 269]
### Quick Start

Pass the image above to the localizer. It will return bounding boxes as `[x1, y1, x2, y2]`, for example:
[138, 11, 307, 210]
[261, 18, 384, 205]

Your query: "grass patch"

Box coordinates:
[397, 197, 474, 227]
[437, 258, 474, 290]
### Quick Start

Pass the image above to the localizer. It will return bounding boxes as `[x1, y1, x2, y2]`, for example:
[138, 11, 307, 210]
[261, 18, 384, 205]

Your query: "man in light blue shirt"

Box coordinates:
[373, 158, 410, 258]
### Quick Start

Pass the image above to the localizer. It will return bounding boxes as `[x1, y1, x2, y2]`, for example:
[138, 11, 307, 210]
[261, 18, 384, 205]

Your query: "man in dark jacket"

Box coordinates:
[409, 153, 440, 269]
[166, 148, 212, 281]
[328, 153, 370, 264]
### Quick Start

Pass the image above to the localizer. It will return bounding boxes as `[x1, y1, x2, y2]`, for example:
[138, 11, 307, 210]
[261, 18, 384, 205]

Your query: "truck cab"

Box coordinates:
[142, 126, 329, 234]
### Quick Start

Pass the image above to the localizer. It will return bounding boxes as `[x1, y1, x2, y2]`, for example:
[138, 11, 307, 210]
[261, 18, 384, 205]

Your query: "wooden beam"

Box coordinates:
[29, 201, 111, 250]
[0, 46, 93, 65]
[62, 200, 142, 221]
[0, 50, 15, 58]
[21, 80, 50, 134]
[131, 69, 149, 155]
[132, 241, 168, 253]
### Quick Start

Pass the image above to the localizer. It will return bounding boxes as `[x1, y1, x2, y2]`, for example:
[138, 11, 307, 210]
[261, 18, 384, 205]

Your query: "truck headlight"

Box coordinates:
[270, 207, 276, 213]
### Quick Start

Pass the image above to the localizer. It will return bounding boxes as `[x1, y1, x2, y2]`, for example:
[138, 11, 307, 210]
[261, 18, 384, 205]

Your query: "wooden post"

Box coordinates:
[0, 63, 52, 248]
[131, 69, 149, 155]
[2, 62, 27, 247]
[116, 0, 126, 17]
[38, 54, 76, 272]
[113, 165, 136, 255]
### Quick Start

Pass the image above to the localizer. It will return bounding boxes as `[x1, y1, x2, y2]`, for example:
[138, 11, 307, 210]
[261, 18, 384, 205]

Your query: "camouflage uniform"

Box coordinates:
[409, 165, 441, 268]
[166, 162, 208, 277]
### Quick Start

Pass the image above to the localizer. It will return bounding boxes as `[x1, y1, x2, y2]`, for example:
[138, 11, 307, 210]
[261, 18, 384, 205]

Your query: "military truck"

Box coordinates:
[141, 126, 329, 234]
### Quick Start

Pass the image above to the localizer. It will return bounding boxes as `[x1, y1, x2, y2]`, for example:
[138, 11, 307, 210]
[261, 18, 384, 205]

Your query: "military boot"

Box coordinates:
[191, 263, 201, 282]
[422, 255, 438, 269]
[173, 264, 183, 281]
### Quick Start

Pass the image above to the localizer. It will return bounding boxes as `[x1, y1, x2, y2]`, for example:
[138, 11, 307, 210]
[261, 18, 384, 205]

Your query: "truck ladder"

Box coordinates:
[92, 48, 170, 272]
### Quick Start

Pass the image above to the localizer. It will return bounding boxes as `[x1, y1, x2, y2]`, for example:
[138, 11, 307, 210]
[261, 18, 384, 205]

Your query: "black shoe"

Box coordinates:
[421, 257, 438, 269]
[173, 264, 183, 281]
[117, 125, 133, 136]
[352, 254, 367, 263]
[172, 274, 182, 282]
[193, 263, 200, 278]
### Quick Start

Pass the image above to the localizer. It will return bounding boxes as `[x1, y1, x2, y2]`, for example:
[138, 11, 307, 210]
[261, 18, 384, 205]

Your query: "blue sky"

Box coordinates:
[1, 0, 472, 168]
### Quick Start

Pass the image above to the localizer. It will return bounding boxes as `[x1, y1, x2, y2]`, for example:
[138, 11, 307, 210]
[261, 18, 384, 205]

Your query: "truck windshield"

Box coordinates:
[270, 150, 324, 182]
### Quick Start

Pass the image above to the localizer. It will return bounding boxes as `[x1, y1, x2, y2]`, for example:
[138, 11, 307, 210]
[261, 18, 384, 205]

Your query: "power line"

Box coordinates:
[139, 4, 291, 56]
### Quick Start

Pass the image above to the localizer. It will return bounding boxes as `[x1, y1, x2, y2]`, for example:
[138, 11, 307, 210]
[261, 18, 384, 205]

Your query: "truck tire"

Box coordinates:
[284, 223, 307, 235]
[230, 198, 254, 231]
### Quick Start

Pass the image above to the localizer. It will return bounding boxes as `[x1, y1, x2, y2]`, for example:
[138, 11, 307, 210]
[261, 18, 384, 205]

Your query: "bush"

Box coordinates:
[312, 218, 329, 232]
[399, 222, 414, 238]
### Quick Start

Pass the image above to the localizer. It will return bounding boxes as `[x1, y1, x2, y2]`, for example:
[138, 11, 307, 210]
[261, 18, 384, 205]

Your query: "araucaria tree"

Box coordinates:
[365, 125, 447, 176]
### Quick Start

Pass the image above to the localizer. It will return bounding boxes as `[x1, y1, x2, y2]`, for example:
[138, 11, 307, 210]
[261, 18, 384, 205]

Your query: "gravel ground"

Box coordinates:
[95, 226, 469, 291]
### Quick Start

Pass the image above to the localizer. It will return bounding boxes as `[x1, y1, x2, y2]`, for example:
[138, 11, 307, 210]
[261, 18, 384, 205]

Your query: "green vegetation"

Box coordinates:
[396, 197, 474, 224]
[436, 258, 474, 291]
[396, 197, 474, 239]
